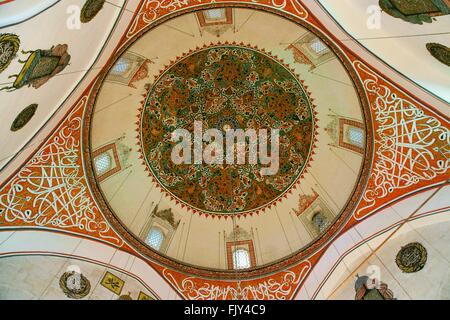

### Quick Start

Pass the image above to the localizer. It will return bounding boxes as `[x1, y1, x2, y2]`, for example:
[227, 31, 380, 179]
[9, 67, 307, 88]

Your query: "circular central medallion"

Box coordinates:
[140, 45, 314, 214]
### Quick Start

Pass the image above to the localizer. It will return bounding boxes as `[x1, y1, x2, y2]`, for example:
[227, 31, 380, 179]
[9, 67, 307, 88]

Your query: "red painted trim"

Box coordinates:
[0, 0, 15, 5]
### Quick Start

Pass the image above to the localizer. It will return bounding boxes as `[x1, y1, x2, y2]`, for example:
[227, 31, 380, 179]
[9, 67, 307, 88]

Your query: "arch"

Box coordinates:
[0, 0, 60, 28]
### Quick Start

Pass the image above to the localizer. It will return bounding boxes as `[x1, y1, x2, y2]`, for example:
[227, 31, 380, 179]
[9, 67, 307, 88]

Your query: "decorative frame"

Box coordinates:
[92, 142, 121, 182]
[395, 242, 428, 273]
[59, 271, 91, 299]
[105, 51, 152, 88]
[226, 240, 257, 270]
[139, 205, 179, 254]
[80, 0, 106, 23]
[339, 118, 365, 155]
[138, 291, 153, 300]
[426, 42, 450, 66]
[286, 32, 335, 70]
[100, 271, 125, 295]
[379, 0, 450, 24]
[0, 33, 20, 73]
[298, 196, 335, 239]
[10, 104, 38, 132]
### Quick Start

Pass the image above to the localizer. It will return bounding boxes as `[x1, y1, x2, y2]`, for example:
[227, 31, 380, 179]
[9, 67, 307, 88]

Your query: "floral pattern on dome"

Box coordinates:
[140, 45, 315, 214]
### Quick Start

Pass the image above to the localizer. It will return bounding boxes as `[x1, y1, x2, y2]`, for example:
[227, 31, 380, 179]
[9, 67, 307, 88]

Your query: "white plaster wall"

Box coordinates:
[0, 255, 158, 300]
[0, 0, 126, 169]
[0, 230, 181, 300]
[304, 185, 450, 300]
[0, 0, 60, 28]
[316, 0, 450, 103]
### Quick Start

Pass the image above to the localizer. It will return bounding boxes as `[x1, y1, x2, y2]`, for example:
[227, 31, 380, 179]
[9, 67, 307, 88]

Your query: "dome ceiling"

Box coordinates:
[0, 0, 448, 300]
[88, 8, 369, 271]
[140, 44, 315, 214]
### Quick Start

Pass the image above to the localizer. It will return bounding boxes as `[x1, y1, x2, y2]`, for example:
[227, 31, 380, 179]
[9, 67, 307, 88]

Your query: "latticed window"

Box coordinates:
[312, 212, 328, 233]
[310, 38, 329, 55]
[348, 127, 364, 148]
[146, 227, 164, 250]
[204, 8, 226, 20]
[94, 152, 112, 176]
[111, 58, 130, 75]
[232, 248, 251, 270]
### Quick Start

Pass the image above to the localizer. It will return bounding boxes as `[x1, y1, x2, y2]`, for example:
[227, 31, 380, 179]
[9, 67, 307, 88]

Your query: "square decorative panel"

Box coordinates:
[100, 271, 124, 295]
[138, 291, 153, 300]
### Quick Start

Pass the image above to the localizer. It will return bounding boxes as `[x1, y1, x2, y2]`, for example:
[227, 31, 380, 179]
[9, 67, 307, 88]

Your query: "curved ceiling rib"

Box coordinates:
[0, 0, 60, 28]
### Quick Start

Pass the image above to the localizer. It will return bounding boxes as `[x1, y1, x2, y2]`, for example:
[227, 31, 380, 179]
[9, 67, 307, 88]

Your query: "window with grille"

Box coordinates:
[232, 248, 251, 270]
[348, 127, 364, 148]
[310, 38, 329, 55]
[146, 227, 164, 250]
[94, 152, 112, 176]
[204, 8, 226, 20]
[111, 58, 130, 75]
[312, 212, 328, 233]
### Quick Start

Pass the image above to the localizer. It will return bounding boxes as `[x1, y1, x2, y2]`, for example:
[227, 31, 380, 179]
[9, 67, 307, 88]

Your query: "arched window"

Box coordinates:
[312, 212, 328, 233]
[232, 248, 251, 270]
[94, 152, 112, 176]
[146, 227, 164, 250]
